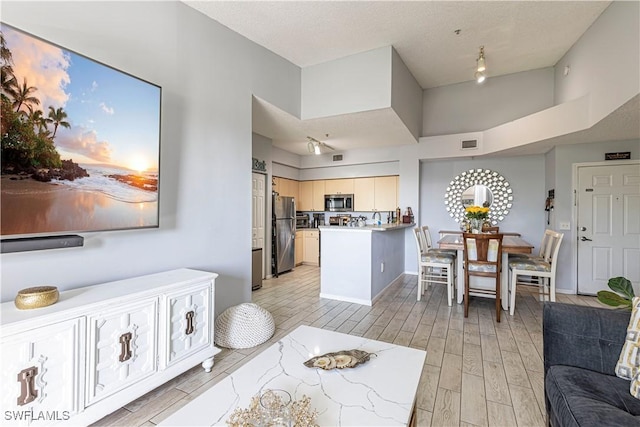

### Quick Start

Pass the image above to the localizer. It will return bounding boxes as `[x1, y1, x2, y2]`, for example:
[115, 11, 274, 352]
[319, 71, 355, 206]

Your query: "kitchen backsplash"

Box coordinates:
[299, 211, 395, 226]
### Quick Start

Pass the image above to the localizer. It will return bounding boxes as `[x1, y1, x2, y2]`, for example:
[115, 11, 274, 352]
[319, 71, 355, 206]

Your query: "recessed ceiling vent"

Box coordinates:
[332, 154, 343, 162]
[461, 139, 478, 150]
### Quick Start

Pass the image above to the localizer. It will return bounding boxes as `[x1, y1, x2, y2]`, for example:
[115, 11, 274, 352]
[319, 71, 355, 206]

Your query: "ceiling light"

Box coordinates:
[475, 46, 487, 83]
[307, 136, 322, 155]
[307, 140, 316, 154]
[476, 46, 486, 72]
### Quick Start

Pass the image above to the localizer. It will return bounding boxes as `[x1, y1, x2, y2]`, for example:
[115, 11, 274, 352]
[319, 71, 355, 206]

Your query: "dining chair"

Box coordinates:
[462, 232, 504, 322]
[508, 230, 564, 315]
[510, 228, 554, 261]
[413, 228, 456, 304]
[482, 224, 500, 233]
[421, 226, 457, 256]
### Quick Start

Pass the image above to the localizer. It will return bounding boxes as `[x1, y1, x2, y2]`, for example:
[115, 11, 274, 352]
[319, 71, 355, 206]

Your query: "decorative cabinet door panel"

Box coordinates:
[86, 298, 157, 406]
[162, 283, 212, 367]
[1, 318, 83, 426]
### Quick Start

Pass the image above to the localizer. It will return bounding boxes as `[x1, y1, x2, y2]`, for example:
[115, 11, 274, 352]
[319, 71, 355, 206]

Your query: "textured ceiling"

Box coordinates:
[183, 1, 639, 156]
[185, 1, 609, 88]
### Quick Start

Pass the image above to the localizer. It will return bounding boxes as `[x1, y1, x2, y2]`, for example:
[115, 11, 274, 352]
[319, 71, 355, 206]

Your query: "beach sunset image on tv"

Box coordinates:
[1, 23, 161, 237]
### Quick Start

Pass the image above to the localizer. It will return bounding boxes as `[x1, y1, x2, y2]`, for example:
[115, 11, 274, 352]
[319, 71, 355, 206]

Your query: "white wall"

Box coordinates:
[301, 46, 392, 120]
[548, 139, 640, 292]
[391, 48, 423, 141]
[554, 1, 640, 124]
[1, 2, 301, 316]
[299, 162, 399, 181]
[422, 68, 554, 136]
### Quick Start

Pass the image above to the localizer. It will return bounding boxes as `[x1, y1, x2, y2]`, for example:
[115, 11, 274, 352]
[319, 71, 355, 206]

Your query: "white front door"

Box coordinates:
[252, 173, 266, 278]
[577, 162, 640, 295]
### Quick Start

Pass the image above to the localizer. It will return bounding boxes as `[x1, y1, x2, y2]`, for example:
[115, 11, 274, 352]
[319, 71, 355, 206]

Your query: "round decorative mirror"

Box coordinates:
[444, 169, 513, 224]
[461, 184, 493, 208]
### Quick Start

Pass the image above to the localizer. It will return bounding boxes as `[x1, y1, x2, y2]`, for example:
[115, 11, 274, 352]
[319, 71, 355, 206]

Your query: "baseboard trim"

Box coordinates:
[319, 293, 372, 306]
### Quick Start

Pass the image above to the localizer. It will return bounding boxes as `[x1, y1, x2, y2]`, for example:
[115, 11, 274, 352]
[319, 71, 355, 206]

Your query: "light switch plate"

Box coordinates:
[559, 222, 571, 230]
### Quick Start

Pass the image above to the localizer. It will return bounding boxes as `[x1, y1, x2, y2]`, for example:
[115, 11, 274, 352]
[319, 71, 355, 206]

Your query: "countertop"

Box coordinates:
[318, 223, 415, 232]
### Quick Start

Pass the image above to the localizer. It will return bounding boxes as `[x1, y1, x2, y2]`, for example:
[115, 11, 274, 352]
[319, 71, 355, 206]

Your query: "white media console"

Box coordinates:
[0, 268, 220, 426]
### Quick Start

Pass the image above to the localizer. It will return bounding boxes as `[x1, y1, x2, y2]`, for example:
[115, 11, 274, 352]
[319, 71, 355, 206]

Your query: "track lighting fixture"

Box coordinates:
[475, 46, 486, 84]
[306, 136, 335, 155]
[307, 136, 323, 155]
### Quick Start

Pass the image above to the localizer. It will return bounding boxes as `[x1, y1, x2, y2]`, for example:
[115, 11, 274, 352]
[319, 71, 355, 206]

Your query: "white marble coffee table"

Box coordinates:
[159, 325, 426, 426]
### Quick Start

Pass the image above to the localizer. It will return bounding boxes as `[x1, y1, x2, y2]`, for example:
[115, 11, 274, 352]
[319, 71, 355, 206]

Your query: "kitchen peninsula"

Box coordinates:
[319, 223, 413, 305]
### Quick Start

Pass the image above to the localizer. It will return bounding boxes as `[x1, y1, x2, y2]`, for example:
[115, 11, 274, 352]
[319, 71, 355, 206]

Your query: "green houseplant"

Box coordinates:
[597, 277, 635, 310]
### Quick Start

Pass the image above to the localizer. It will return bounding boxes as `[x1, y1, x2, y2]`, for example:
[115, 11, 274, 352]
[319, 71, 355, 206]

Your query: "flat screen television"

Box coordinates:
[1, 23, 161, 241]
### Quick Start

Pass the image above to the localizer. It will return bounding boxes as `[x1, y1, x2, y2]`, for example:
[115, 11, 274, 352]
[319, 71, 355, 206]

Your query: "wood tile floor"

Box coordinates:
[93, 265, 601, 427]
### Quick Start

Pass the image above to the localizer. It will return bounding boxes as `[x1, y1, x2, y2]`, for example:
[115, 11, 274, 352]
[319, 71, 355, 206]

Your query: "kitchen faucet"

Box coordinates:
[372, 211, 381, 225]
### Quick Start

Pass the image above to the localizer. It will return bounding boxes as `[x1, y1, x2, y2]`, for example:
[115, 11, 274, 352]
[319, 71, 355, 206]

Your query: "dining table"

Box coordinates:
[437, 233, 534, 311]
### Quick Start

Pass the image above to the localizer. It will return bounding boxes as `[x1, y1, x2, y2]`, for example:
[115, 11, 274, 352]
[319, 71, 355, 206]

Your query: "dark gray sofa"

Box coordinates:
[543, 302, 640, 426]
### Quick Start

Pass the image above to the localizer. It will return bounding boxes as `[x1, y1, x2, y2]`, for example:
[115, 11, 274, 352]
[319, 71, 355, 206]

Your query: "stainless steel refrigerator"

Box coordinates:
[273, 195, 295, 275]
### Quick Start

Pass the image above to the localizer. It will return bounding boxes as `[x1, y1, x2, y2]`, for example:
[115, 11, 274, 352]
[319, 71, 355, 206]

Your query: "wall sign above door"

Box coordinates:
[605, 152, 631, 161]
[252, 157, 267, 172]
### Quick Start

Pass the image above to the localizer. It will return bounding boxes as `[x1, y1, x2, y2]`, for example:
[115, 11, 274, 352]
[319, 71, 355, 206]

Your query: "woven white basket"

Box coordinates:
[214, 303, 275, 349]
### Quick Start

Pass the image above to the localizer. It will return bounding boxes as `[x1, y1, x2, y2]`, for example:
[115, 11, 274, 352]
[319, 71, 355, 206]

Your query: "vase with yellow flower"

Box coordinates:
[465, 205, 490, 233]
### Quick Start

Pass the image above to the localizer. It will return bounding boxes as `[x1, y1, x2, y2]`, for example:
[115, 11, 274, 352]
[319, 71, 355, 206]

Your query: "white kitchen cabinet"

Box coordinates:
[1, 318, 83, 425]
[0, 269, 219, 426]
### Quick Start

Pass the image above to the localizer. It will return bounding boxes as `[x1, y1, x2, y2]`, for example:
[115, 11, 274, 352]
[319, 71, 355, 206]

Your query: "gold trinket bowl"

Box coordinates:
[15, 286, 59, 310]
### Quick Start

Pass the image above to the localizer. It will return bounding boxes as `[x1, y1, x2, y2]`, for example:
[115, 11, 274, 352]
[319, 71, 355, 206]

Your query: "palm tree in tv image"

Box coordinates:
[47, 106, 70, 138]
[0, 34, 18, 102]
[27, 108, 50, 136]
[12, 77, 40, 114]
[0, 29, 81, 178]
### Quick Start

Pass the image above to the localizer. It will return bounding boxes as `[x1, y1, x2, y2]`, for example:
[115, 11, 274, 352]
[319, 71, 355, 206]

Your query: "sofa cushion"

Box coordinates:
[546, 365, 640, 427]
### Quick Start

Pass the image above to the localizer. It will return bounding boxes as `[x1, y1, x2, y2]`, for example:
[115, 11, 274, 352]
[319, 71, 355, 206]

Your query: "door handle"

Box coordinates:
[580, 236, 592, 241]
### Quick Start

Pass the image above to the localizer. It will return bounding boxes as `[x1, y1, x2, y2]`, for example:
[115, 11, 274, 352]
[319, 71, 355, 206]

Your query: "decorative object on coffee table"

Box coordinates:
[227, 389, 318, 427]
[215, 303, 275, 349]
[304, 349, 375, 370]
[14, 285, 59, 309]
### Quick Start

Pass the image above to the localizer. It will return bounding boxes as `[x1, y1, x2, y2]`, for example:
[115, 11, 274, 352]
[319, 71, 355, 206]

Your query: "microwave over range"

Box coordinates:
[325, 194, 354, 212]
